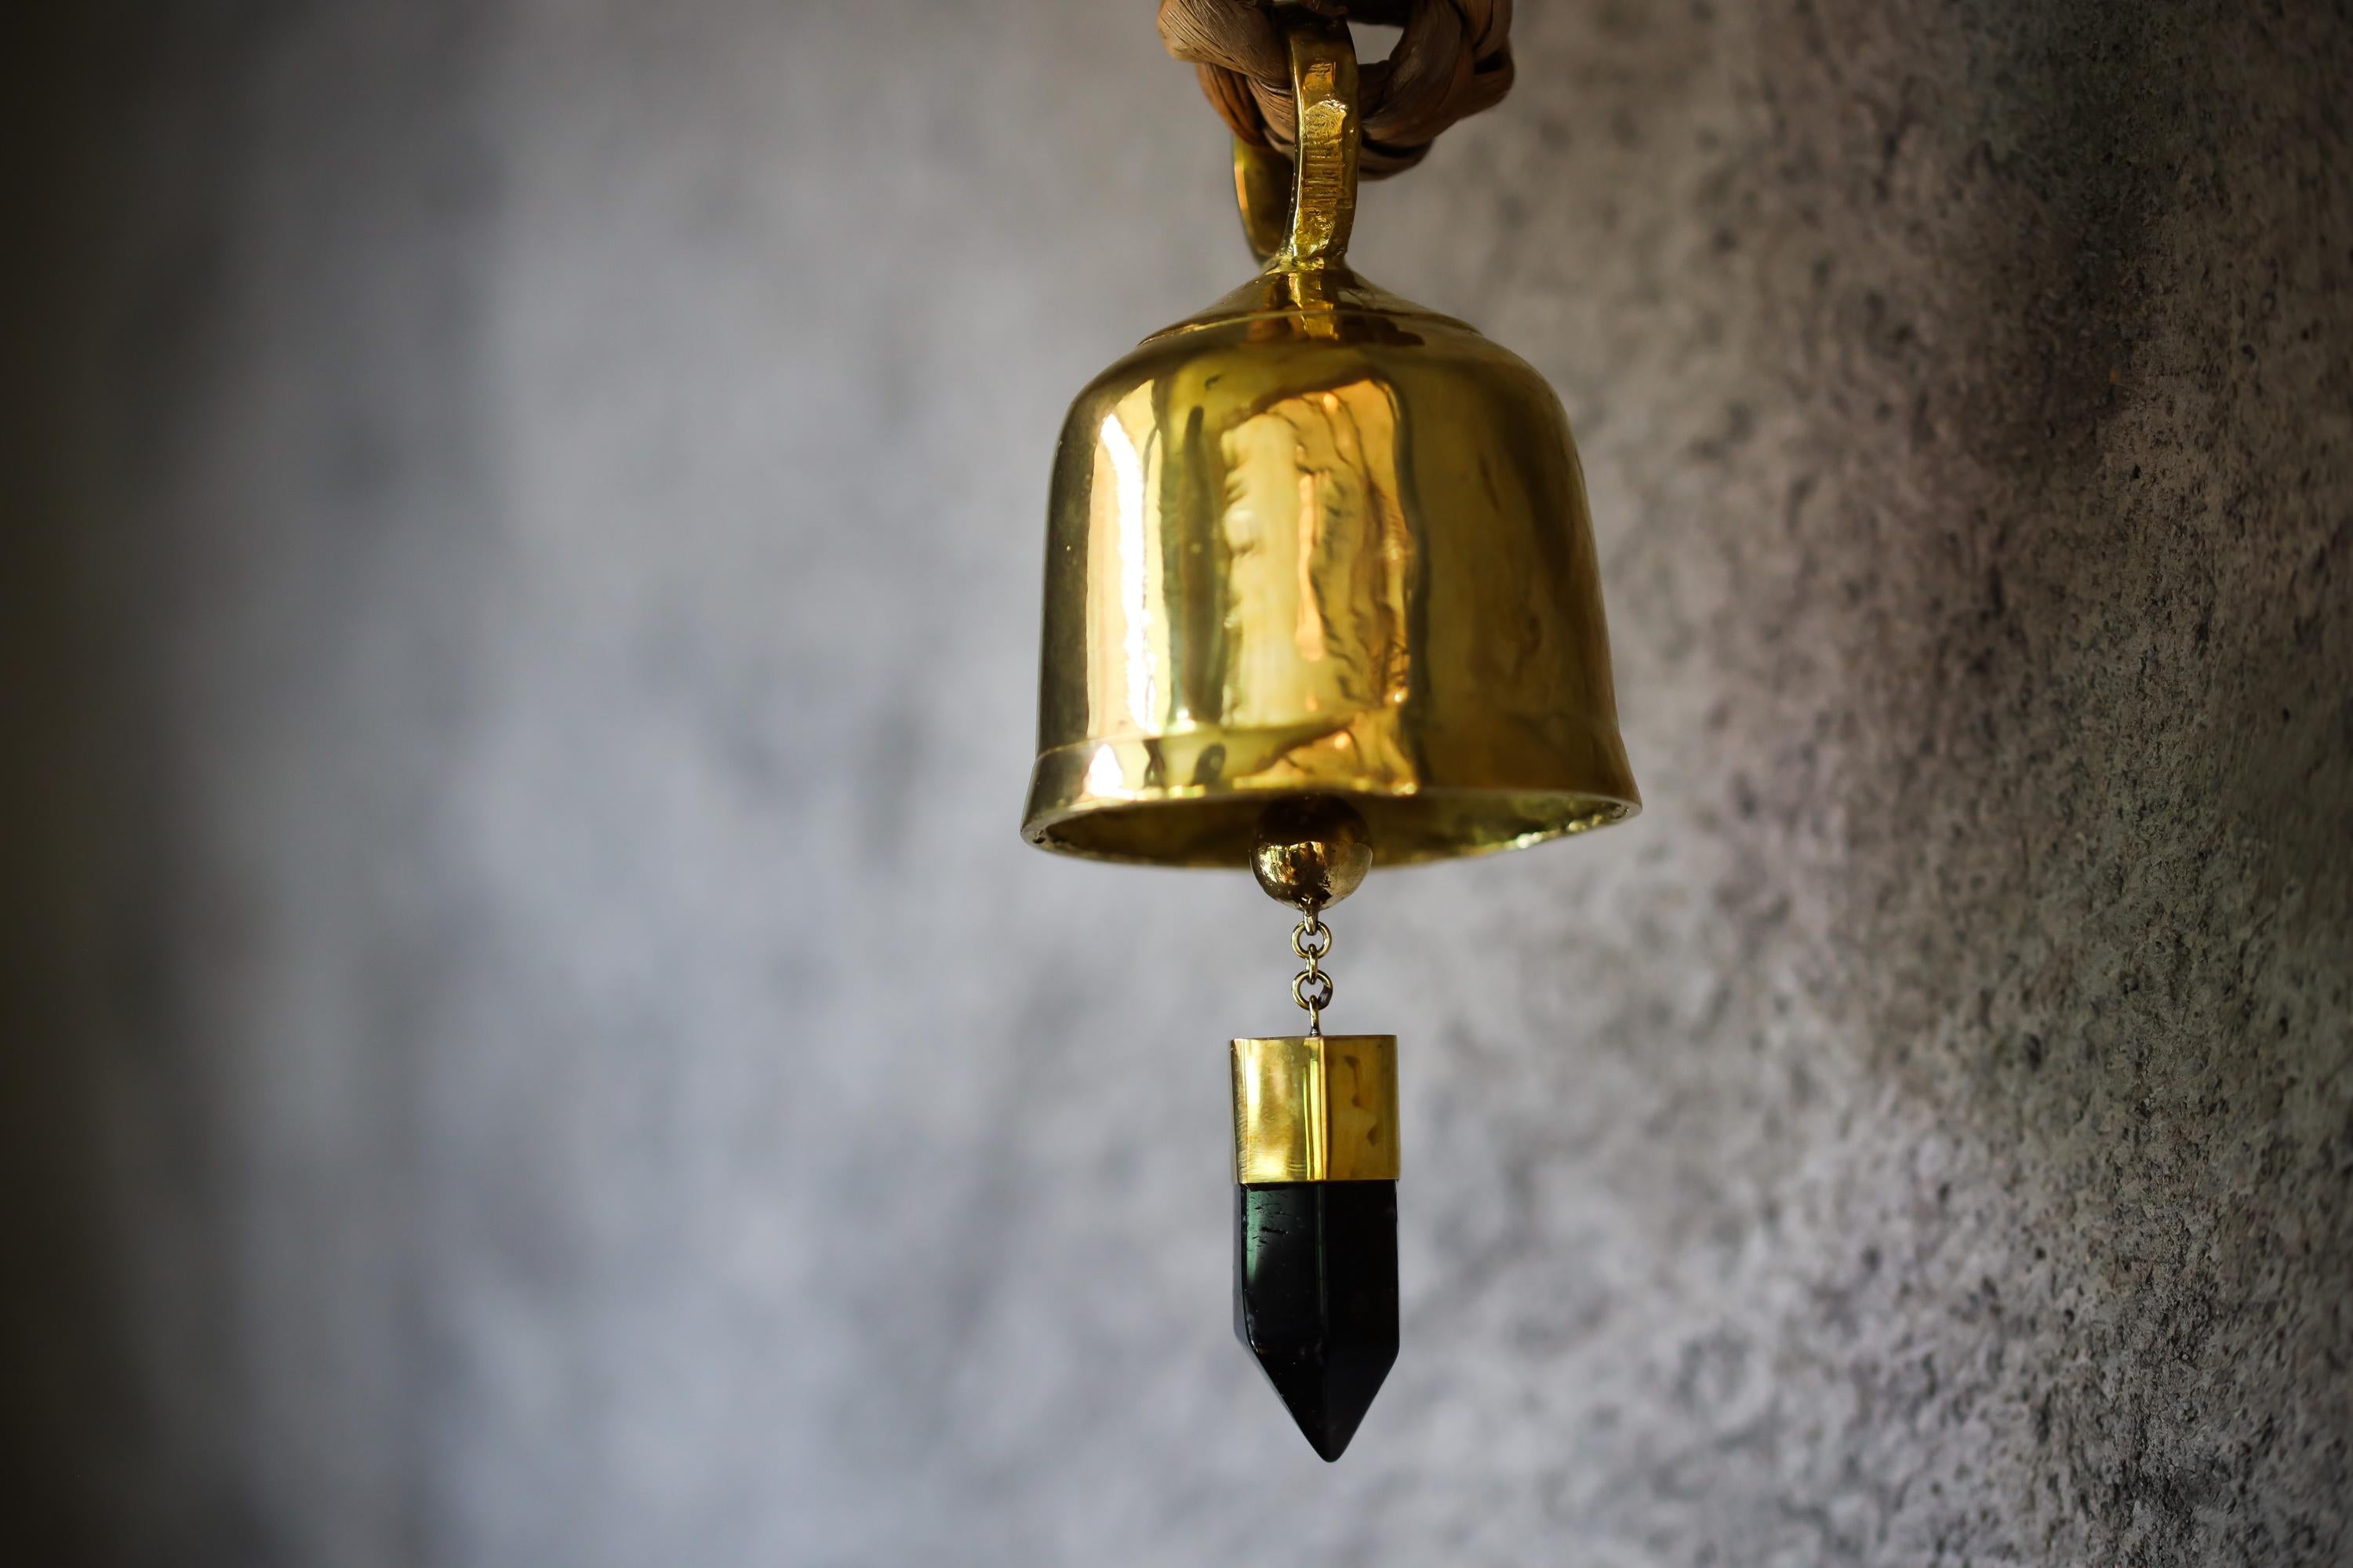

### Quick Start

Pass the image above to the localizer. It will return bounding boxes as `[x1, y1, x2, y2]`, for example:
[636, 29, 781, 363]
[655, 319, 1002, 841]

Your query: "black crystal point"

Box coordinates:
[1234, 1181, 1399, 1461]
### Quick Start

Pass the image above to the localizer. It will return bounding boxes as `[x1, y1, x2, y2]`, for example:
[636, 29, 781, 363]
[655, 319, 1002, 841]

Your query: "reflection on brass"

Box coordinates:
[1232, 1035, 1400, 1184]
[1232, 138, 1292, 264]
[1021, 10, 1638, 868]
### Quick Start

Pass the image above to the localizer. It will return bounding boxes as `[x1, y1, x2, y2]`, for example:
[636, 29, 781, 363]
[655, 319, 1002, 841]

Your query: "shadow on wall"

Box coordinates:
[4, 14, 288, 1561]
[1757, 0, 2351, 1555]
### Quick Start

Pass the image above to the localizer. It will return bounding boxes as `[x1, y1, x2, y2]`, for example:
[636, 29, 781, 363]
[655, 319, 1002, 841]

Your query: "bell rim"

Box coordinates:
[1020, 733, 1641, 869]
[1020, 788, 1640, 869]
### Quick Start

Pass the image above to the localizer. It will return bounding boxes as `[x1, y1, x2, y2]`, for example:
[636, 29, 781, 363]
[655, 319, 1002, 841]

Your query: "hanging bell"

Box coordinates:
[1020, 9, 1638, 1460]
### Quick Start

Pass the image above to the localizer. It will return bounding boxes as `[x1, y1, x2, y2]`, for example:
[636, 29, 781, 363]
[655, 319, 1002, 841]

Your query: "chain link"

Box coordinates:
[1289, 910, 1336, 1035]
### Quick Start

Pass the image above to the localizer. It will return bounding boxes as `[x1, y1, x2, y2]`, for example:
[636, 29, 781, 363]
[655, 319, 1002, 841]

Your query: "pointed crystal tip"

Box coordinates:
[1234, 1181, 1400, 1461]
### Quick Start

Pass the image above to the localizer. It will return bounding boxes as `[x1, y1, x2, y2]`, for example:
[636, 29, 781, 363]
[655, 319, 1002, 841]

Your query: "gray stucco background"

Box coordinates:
[6, 2, 2351, 1563]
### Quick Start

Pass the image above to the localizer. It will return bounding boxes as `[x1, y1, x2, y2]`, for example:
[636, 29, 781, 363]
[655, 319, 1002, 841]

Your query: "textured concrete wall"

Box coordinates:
[6, 2, 2350, 1564]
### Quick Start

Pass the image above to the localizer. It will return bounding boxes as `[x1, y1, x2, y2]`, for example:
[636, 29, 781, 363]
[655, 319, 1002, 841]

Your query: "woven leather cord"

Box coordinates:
[1156, 0, 1514, 176]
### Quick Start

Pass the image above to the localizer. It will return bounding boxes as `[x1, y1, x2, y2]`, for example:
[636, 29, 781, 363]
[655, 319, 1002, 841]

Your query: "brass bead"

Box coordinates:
[1252, 796, 1373, 910]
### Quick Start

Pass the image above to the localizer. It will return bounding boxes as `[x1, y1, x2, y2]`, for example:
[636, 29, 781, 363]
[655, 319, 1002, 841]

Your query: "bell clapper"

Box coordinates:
[1229, 794, 1401, 1461]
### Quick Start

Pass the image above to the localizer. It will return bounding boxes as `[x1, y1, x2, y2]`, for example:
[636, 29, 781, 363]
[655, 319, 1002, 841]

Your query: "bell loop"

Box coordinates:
[1235, 9, 1361, 271]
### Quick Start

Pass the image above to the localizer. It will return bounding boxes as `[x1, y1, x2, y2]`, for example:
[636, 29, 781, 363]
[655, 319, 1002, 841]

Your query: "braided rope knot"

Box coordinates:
[1157, 0, 1515, 176]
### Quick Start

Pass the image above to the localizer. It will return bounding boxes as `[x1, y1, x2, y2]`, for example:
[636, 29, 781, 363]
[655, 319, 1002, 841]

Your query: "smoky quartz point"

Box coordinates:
[1233, 1181, 1399, 1461]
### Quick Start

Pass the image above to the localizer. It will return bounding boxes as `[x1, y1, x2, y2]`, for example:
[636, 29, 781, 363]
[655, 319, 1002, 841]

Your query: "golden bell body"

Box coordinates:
[1022, 19, 1636, 869]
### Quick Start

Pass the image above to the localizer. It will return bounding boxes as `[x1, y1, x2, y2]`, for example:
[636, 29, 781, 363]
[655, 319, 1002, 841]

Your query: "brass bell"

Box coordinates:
[1020, 18, 1638, 866]
[1018, 8, 1638, 1462]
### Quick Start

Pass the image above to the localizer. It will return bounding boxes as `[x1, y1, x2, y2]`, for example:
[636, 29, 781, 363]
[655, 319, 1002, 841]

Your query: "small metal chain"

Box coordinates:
[1289, 908, 1335, 1035]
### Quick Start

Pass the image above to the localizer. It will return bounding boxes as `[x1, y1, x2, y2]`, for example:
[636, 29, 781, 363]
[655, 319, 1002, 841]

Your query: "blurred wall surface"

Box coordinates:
[7, 2, 2351, 1564]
